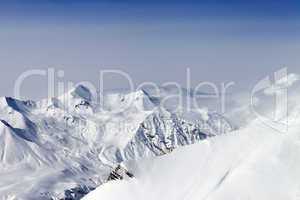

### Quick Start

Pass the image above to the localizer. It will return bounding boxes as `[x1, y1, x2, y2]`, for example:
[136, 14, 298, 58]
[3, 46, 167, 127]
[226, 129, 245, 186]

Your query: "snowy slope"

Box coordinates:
[0, 85, 232, 199]
[83, 77, 300, 200]
[83, 119, 300, 200]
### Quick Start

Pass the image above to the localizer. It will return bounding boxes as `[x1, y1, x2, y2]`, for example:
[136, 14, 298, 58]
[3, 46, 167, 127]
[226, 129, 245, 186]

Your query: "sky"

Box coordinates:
[0, 0, 300, 100]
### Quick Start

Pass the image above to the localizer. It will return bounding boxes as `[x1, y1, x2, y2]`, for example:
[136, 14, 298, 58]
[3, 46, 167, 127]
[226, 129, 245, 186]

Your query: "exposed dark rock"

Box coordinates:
[107, 165, 134, 181]
[60, 185, 95, 200]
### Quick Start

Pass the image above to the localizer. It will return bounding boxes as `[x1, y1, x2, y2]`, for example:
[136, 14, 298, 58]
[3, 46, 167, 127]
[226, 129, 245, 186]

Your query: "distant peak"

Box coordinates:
[0, 97, 29, 113]
[71, 84, 93, 102]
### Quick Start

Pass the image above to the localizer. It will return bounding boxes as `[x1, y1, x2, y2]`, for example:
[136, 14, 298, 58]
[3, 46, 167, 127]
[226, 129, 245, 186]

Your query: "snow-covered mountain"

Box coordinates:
[0, 85, 233, 200]
[82, 77, 300, 200]
[83, 119, 300, 200]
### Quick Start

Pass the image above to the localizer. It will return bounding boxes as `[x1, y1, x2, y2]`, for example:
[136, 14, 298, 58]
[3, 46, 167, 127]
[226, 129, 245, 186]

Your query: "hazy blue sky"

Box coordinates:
[0, 0, 299, 99]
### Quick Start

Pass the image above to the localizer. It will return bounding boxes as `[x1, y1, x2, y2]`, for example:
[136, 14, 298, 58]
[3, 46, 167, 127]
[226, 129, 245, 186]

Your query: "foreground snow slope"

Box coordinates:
[83, 119, 300, 200]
